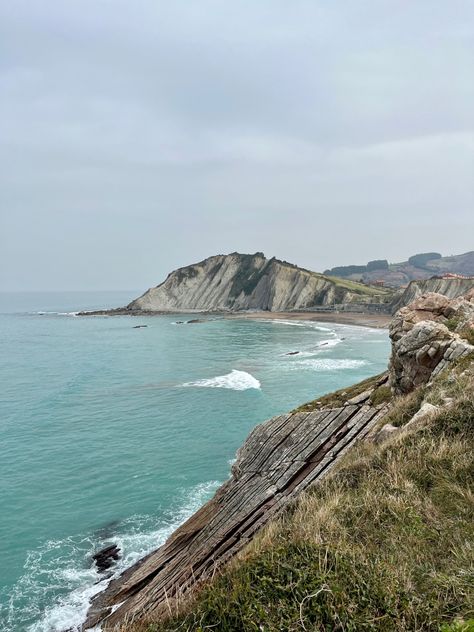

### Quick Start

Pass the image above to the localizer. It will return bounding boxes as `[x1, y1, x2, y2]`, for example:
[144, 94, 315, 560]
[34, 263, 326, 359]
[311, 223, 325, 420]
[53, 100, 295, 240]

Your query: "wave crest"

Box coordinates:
[182, 370, 261, 391]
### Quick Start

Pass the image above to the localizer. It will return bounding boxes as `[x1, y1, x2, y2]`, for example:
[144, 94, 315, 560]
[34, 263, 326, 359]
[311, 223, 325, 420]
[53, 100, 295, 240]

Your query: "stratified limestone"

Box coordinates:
[83, 377, 390, 629]
[84, 252, 390, 315]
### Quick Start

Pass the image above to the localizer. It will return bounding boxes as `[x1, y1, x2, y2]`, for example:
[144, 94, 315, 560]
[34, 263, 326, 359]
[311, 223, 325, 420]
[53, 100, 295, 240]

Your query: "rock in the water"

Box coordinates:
[92, 544, 121, 572]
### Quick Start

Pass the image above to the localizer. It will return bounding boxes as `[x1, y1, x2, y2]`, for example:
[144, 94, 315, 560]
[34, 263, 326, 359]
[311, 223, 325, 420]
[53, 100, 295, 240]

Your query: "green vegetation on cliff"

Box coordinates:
[122, 361, 474, 632]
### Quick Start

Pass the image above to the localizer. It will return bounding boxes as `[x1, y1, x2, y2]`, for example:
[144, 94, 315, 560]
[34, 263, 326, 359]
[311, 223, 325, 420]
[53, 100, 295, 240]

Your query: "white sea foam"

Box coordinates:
[262, 319, 334, 332]
[2, 481, 220, 632]
[316, 337, 343, 348]
[182, 370, 261, 391]
[34, 311, 79, 317]
[283, 337, 344, 358]
[296, 358, 367, 371]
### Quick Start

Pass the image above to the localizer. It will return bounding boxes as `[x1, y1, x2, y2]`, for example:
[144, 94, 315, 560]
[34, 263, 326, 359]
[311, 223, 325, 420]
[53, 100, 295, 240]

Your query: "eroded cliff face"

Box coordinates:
[391, 277, 474, 313]
[126, 253, 389, 312]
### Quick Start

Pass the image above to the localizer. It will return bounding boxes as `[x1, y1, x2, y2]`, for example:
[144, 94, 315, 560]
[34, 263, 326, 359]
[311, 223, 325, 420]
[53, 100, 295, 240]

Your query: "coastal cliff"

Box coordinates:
[116, 253, 391, 313]
[83, 290, 474, 631]
[391, 276, 474, 313]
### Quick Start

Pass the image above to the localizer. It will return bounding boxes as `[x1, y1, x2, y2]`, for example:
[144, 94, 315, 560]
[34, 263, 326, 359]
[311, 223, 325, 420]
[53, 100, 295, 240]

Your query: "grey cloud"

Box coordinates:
[0, 1, 473, 290]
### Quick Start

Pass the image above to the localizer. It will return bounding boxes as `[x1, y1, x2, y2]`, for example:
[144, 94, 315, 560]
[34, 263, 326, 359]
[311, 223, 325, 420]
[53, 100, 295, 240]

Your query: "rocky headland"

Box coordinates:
[80, 253, 474, 321]
[82, 289, 474, 630]
[79, 252, 392, 316]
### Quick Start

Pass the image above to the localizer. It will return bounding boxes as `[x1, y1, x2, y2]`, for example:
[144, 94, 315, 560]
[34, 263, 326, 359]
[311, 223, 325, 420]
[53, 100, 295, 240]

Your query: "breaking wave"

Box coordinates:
[181, 370, 261, 391]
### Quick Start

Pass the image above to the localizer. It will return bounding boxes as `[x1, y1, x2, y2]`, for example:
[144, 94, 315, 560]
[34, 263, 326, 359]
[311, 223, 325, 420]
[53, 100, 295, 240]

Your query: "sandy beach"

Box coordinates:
[226, 310, 391, 329]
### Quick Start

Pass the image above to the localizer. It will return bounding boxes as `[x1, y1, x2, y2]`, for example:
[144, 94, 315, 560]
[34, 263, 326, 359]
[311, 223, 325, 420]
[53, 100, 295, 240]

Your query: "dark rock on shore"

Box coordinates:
[92, 544, 121, 573]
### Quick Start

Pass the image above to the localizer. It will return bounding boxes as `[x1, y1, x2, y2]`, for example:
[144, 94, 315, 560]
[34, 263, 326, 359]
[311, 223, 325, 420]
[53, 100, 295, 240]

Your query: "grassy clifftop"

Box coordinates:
[123, 358, 474, 632]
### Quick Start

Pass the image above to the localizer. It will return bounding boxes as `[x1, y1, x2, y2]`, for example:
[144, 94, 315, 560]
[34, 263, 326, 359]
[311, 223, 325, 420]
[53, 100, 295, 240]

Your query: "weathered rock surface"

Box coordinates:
[391, 277, 474, 313]
[389, 291, 474, 394]
[92, 545, 121, 573]
[83, 376, 390, 629]
[110, 253, 390, 314]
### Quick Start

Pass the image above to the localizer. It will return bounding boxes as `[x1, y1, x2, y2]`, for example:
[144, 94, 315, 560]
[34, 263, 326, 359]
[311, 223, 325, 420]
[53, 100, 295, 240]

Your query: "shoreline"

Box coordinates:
[80, 309, 391, 329]
[225, 311, 391, 329]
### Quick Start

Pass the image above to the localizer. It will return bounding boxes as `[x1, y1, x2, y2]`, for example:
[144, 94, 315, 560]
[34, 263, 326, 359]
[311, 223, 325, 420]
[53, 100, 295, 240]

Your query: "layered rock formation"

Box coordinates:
[391, 276, 474, 313]
[121, 253, 390, 313]
[389, 291, 474, 394]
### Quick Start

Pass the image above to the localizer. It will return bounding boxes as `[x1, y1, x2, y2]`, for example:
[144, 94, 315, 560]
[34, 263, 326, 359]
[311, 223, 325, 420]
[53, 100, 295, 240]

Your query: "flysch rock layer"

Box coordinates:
[119, 253, 389, 313]
[83, 376, 390, 629]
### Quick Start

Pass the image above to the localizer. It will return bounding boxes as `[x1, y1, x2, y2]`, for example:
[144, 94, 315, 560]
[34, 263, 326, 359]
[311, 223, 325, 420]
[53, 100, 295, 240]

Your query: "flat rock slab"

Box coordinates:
[84, 374, 390, 630]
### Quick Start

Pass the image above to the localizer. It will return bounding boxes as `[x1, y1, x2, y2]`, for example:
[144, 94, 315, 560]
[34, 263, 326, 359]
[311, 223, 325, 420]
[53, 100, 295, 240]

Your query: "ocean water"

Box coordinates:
[0, 292, 390, 632]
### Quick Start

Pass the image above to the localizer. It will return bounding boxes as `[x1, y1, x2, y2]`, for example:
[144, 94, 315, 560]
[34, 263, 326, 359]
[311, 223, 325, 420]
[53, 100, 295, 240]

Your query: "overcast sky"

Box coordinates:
[1, 1, 473, 291]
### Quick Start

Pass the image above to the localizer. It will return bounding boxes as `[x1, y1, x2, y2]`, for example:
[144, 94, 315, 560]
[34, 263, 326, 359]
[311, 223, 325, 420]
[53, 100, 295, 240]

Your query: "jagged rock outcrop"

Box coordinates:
[122, 253, 390, 313]
[389, 291, 474, 394]
[83, 375, 390, 629]
[391, 277, 474, 313]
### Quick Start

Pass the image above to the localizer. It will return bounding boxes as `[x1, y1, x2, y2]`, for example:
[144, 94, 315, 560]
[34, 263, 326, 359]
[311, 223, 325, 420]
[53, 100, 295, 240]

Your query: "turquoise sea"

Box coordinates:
[0, 292, 390, 632]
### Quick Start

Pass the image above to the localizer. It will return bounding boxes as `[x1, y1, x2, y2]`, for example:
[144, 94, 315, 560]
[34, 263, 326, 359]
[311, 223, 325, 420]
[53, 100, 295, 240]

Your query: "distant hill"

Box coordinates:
[121, 252, 391, 313]
[324, 251, 474, 288]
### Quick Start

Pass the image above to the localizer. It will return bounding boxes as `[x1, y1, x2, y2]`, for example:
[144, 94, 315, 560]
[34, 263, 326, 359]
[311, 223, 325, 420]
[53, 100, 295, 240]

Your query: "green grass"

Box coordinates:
[441, 620, 474, 632]
[294, 372, 387, 412]
[323, 274, 393, 297]
[460, 327, 474, 346]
